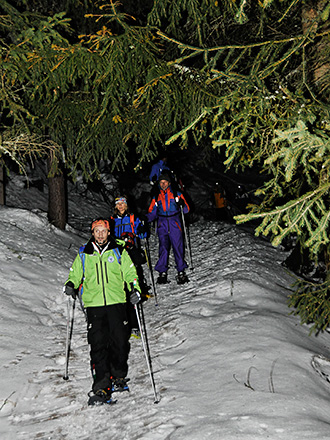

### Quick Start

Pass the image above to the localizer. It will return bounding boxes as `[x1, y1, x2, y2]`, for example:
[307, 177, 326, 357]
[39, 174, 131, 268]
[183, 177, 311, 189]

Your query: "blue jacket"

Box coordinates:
[111, 213, 147, 240]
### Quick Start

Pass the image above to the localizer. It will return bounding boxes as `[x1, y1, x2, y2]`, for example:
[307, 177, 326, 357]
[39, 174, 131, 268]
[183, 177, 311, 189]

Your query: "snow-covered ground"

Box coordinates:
[1, 181, 330, 439]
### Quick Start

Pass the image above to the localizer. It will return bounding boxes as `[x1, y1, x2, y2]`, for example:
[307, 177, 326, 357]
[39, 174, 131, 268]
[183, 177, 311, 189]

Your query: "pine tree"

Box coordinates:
[2, 0, 330, 332]
[146, 0, 330, 332]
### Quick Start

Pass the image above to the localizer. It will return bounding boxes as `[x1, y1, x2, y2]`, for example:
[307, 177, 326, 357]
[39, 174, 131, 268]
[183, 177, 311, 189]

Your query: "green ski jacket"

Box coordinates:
[66, 237, 140, 307]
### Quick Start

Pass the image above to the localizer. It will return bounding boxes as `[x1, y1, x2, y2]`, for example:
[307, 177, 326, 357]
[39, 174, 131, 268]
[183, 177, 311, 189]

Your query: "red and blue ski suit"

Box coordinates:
[147, 185, 189, 273]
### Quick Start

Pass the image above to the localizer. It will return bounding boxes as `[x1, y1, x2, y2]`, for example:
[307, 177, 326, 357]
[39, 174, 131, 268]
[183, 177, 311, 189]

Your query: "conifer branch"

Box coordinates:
[157, 29, 330, 67]
[235, 183, 330, 251]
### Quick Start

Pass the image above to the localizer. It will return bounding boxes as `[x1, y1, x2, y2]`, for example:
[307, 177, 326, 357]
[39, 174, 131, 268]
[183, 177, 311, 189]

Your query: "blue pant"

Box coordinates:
[154, 215, 188, 273]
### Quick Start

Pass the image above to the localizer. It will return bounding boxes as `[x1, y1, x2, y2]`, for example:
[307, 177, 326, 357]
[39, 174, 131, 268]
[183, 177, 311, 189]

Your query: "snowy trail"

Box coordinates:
[2, 209, 330, 439]
[1, 216, 240, 439]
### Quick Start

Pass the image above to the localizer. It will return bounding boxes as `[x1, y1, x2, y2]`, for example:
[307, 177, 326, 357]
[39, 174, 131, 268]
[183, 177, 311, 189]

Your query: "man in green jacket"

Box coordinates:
[64, 218, 141, 405]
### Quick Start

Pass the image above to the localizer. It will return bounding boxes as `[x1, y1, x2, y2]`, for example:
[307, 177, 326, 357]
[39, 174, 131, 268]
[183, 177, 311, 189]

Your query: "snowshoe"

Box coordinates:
[176, 271, 189, 285]
[157, 272, 168, 284]
[112, 377, 130, 393]
[88, 388, 114, 406]
[141, 283, 152, 300]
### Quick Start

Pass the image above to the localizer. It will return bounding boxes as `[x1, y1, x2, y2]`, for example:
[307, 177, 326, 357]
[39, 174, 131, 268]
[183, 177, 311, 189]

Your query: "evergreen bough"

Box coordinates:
[1, 0, 330, 331]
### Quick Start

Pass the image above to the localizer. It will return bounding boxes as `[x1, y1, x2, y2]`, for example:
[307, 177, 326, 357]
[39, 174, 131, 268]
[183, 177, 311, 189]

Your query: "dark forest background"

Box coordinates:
[1, 0, 330, 331]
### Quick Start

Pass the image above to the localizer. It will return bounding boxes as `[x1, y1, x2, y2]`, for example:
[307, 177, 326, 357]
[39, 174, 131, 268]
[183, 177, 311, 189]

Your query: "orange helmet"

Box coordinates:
[91, 219, 110, 231]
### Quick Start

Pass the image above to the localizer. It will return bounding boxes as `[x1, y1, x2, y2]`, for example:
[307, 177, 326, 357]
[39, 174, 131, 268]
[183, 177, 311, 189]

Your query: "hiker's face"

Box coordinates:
[93, 227, 110, 245]
[117, 201, 127, 215]
[159, 179, 170, 191]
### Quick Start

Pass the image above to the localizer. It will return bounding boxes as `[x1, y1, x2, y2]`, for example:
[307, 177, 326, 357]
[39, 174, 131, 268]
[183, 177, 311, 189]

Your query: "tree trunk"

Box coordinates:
[302, 1, 330, 92]
[47, 158, 67, 229]
[0, 165, 5, 205]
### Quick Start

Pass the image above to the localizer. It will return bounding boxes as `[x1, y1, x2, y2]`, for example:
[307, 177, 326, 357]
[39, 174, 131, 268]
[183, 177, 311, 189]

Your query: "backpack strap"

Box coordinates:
[78, 244, 87, 311]
[78, 245, 86, 278]
[130, 214, 135, 234]
[113, 247, 122, 264]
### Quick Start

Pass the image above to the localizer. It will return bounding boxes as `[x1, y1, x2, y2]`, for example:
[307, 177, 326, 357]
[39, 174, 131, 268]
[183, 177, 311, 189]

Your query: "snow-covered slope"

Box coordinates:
[1, 199, 330, 439]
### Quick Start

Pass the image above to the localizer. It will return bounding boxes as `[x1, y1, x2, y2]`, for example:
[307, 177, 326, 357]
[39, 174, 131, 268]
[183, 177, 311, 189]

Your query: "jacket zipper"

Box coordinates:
[96, 261, 107, 306]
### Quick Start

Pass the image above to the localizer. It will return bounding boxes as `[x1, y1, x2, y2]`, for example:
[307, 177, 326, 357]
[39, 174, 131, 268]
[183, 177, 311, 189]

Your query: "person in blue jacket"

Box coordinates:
[146, 172, 190, 285]
[149, 155, 171, 185]
[110, 196, 148, 337]
[111, 196, 147, 240]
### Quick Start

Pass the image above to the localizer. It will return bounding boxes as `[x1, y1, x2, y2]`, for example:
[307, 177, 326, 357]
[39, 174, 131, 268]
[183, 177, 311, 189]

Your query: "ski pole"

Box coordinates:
[135, 303, 159, 403]
[63, 296, 76, 380]
[143, 238, 158, 306]
[180, 206, 193, 270]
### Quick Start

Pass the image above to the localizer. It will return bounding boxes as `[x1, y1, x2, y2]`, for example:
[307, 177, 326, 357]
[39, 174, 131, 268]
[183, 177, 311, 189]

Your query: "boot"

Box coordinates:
[157, 272, 168, 284]
[176, 271, 189, 285]
[112, 377, 130, 393]
[88, 387, 113, 405]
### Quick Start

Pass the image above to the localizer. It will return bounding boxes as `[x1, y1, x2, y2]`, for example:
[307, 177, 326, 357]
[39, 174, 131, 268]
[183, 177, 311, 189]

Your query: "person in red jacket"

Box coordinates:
[146, 172, 190, 285]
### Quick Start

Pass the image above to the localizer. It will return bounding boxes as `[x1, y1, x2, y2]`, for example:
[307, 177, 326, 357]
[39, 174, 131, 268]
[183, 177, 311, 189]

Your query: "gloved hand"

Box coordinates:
[136, 223, 147, 239]
[139, 214, 148, 224]
[64, 282, 77, 299]
[130, 287, 141, 305]
[136, 223, 145, 234]
[177, 197, 185, 208]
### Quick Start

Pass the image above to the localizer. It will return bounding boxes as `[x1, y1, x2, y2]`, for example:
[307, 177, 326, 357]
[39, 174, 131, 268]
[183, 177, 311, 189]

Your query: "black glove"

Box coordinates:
[130, 286, 141, 305]
[64, 282, 77, 299]
[177, 197, 185, 208]
[139, 214, 148, 224]
[136, 223, 147, 236]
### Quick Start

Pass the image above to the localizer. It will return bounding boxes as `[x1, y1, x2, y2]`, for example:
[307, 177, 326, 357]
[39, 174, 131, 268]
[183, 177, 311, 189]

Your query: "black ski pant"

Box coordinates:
[86, 304, 130, 392]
